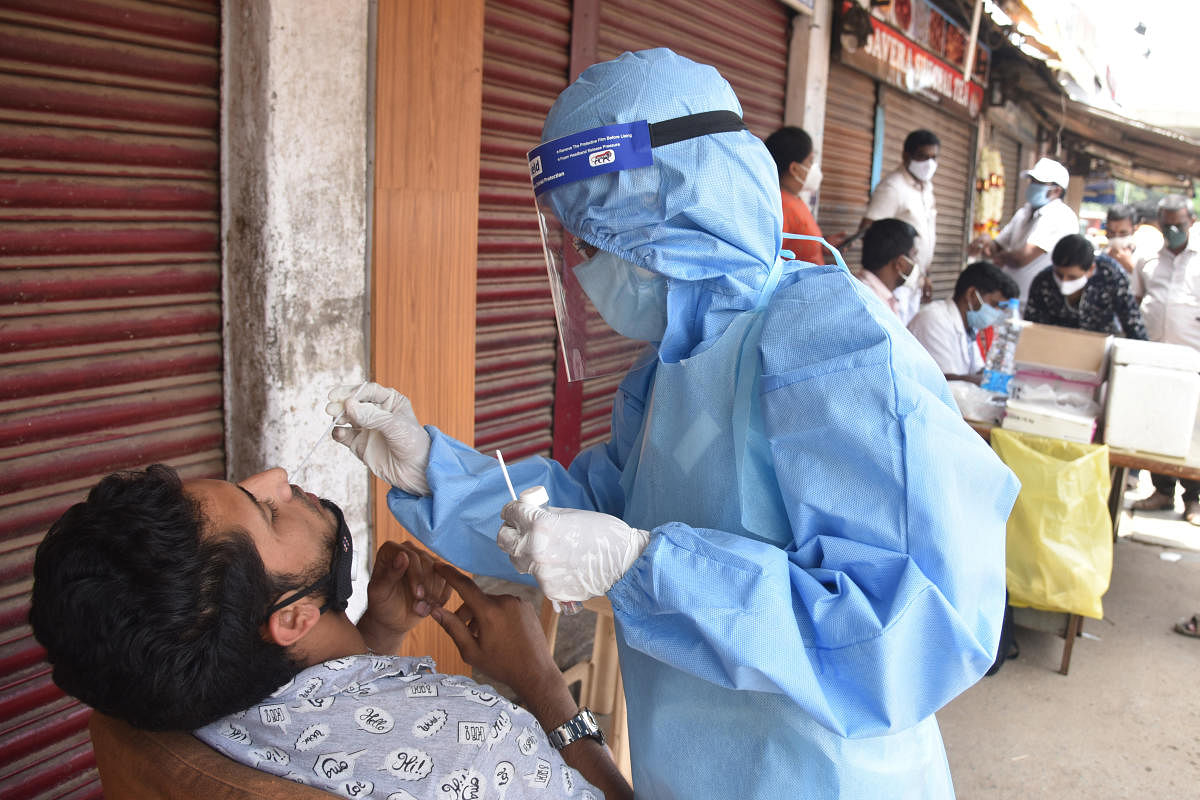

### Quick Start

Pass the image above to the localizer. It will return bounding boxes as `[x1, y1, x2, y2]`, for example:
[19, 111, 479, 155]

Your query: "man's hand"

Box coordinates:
[431, 563, 563, 705]
[357, 541, 451, 655]
[1107, 243, 1136, 273]
[433, 564, 636, 800]
[920, 273, 934, 304]
[968, 235, 996, 257]
[327, 382, 432, 495]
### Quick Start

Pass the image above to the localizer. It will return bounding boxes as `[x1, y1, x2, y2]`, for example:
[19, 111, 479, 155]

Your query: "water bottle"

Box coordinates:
[980, 298, 1021, 395]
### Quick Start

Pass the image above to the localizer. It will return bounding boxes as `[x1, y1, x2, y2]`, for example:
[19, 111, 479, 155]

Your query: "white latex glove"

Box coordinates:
[326, 382, 431, 496]
[497, 499, 650, 602]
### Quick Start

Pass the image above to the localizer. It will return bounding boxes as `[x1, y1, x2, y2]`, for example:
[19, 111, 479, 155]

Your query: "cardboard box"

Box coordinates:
[1104, 339, 1200, 458]
[1013, 323, 1112, 388]
[1002, 398, 1098, 444]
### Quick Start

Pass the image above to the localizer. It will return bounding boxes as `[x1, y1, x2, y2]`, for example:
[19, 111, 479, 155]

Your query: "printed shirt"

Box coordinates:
[780, 191, 825, 264]
[195, 655, 598, 800]
[1024, 254, 1148, 339]
[994, 199, 1080, 304]
[907, 297, 984, 376]
[1137, 238, 1200, 350]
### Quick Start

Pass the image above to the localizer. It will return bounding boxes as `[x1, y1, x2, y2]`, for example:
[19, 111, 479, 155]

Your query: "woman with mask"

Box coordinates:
[763, 125, 825, 264]
[1024, 233, 1147, 338]
[908, 261, 1020, 383]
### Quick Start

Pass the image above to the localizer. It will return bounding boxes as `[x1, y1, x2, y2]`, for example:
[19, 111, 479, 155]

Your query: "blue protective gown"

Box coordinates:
[387, 49, 1019, 798]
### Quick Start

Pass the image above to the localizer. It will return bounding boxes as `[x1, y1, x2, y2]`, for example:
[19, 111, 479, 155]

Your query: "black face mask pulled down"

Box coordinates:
[264, 499, 353, 619]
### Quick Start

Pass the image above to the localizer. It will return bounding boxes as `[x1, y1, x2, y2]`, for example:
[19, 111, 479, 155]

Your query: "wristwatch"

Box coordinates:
[547, 707, 605, 749]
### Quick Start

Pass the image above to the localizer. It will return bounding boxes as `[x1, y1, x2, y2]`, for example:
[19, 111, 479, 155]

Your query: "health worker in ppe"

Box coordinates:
[327, 49, 1019, 799]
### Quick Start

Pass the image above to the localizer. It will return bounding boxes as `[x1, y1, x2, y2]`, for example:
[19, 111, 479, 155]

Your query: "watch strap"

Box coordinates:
[547, 707, 605, 749]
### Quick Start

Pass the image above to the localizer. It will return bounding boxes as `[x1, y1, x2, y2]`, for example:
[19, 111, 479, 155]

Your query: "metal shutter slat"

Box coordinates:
[0, 2, 221, 797]
[818, 64, 877, 261]
[476, 0, 572, 459]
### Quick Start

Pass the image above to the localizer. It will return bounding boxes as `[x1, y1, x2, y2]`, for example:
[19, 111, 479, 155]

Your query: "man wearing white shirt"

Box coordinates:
[860, 129, 939, 324]
[1131, 195, 1200, 525]
[908, 261, 1019, 383]
[970, 157, 1079, 305]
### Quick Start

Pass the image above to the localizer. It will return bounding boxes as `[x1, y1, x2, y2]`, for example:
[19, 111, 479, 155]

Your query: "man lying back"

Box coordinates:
[30, 464, 631, 799]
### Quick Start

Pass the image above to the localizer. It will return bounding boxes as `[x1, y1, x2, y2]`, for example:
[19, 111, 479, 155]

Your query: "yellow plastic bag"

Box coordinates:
[991, 428, 1112, 619]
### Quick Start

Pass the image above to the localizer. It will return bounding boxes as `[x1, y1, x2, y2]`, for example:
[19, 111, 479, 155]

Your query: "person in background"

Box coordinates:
[30, 465, 632, 799]
[970, 157, 1079, 305]
[859, 128, 939, 323]
[1131, 195, 1200, 526]
[1103, 203, 1139, 276]
[908, 261, 1019, 383]
[763, 125, 825, 264]
[1024, 233, 1147, 339]
[1133, 199, 1166, 260]
[856, 217, 920, 317]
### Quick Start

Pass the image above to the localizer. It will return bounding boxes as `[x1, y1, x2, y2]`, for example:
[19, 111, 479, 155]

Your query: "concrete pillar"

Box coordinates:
[221, 0, 372, 618]
[783, 0, 834, 152]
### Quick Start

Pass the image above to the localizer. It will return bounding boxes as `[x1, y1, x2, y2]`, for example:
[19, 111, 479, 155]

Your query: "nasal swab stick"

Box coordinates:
[497, 449, 518, 502]
[495, 449, 581, 615]
[295, 383, 366, 479]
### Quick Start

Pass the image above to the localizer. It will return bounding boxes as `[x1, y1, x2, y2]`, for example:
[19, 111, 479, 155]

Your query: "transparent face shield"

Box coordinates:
[527, 112, 747, 382]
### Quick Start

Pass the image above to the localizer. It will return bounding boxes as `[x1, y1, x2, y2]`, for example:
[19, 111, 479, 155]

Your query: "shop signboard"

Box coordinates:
[840, 0, 988, 118]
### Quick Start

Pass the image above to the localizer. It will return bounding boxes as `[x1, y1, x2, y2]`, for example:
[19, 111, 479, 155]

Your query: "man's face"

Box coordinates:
[892, 246, 919, 289]
[1106, 218, 1134, 239]
[1053, 263, 1093, 282]
[1159, 208, 1194, 250]
[185, 468, 337, 587]
[978, 289, 1007, 309]
[1031, 179, 1062, 198]
[904, 144, 939, 167]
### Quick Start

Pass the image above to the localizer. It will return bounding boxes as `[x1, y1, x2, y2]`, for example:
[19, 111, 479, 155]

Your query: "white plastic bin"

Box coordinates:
[1104, 339, 1200, 458]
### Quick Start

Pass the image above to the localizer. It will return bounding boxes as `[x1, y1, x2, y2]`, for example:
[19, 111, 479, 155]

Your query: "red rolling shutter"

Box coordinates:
[816, 62, 877, 266]
[0, 2, 223, 797]
[475, 0, 572, 462]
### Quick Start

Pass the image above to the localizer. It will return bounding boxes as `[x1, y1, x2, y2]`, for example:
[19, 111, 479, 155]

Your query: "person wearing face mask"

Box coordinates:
[859, 129, 940, 324]
[856, 217, 921, 316]
[969, 157, 1079, 306]
[908, 261, 1019, 383]
[29, 463, 633, 799]
[332, 50, 1018, 799]
[764, 125, 826, 264]
[1130, 195, 1200, 526]
[1104, 203, 1140, 276]
[1023, 233, 1146, 339]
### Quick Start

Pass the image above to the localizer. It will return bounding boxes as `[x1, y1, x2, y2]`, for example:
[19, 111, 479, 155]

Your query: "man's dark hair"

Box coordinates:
[763, 126, 813, 179]
[953, 261, 1020, 301]
[1106, 203, 1136, 226]
[1051, 234, 1096, 270]
[903, 129, 940, 156]
[30, 465, 308, 730]
[862, 218, 917, 272]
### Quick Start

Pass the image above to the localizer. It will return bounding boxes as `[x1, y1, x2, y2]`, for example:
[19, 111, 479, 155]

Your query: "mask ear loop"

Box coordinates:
[781, 233, 850, 273]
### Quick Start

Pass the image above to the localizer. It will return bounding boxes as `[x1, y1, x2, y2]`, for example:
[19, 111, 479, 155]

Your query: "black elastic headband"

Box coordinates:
[648, 110, 747, 148]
